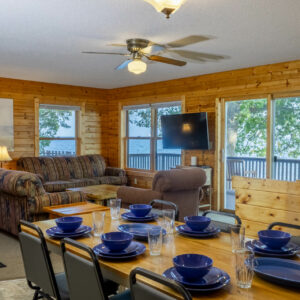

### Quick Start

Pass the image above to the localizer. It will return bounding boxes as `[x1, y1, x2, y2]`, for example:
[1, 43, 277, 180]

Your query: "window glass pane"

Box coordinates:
[273, 97, 300, 181]
[157, 105, 181, 137]
[128, 108, 151, 137]
[156, 139, 181, 170]
[225, 98, 267, 210]
[127, 139, 150, 170]
[39, 140, 76, 156]
[39, 109, 76, 138]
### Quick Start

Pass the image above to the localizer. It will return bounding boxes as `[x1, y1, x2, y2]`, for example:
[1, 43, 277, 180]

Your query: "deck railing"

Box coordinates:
[40, 150, 76, 157]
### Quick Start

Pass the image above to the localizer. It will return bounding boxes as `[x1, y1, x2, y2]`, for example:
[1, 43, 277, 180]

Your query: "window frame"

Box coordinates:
[38, 104, 80, 157]
[123, 101, 182, 171]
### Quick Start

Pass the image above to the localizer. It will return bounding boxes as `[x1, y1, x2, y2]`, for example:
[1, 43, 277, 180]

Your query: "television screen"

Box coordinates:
[161, 112, 209, 150]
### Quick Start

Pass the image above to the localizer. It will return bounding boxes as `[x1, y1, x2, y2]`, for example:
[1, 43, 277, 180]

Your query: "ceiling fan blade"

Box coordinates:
[146, 55, 186, 66]
[168, 50, 225, 61]
[166, 35, 210, 48]
[107, 43, 127, 47]
[115, 59, 133, 70]
[82, 51, 129, 56]
[142, 44, 166, 54]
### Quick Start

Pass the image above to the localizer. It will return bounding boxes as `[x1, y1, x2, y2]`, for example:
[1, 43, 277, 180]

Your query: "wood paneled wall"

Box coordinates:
[0, 77, 108, 169]
[104, 60, 300, 204]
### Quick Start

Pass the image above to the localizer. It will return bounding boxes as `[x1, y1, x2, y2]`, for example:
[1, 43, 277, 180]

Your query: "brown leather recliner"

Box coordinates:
[117, 168, 206, 221]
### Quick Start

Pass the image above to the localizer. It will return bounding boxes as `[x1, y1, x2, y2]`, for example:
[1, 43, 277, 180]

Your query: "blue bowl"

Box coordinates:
[55, 217, 83, 232]
[258, 230, 291, 249]
[173, 254, 213, 281]
[101, 232, 133, 252]
[129, 204, 152, 217]
[184, 216, 211, 231]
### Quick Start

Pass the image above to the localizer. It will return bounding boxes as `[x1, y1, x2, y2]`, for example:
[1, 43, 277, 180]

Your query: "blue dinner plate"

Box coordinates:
[252, 240, 299, 254]
[93, 241, 140, 256]
[163, 267, 230, 292]
[163, 267, 228, 287]
[93, 242, 146, 260]
[118, 223, 166, 240]
[176, 226, 220, 238]
[246, 241, 297, 258]
[46, 225, 92, 239]
[121, 212, 158, 222]
[178, 224, 219, 235]
[254, 257, 300, 288]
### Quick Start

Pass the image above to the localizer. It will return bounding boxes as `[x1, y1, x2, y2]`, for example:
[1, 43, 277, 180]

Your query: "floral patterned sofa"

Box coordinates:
[0, 169, 85, 235]
[17, 154, 127, 192]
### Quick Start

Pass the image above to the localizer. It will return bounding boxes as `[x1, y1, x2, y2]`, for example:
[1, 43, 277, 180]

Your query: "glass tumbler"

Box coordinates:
[109, 198, 121, 220]
[235, 249, 255, 289]
[92, 211, 105, 237]
[163, 209, 175, 234]
[148, 227, 163, 256]
[230, 225, 245, 253]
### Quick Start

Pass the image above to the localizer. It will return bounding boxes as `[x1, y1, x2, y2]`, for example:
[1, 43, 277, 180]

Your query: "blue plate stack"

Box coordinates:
[121, 204, 158, 222]
[163, 254, 230, 293]
[46, 216, 92, 239]
[176, 216, 220, 238]
[93, 232, 146, 260]
[246, 230, 299, 258]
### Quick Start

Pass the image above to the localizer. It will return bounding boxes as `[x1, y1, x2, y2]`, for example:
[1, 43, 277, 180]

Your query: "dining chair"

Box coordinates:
[60, 238, 130, 300]
[130, 267, 192, 300]
[18, 220, 69, 300]
[202, 210, 242, 233]
[149, 199, 179, 221]
[268, 222, 300, 246]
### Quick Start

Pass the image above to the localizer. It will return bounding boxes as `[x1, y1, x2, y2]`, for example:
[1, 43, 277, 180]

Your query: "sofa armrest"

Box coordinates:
[105, 167, 126, 177]
[31, 191, 86, 214]
[117, 186, 162, 206]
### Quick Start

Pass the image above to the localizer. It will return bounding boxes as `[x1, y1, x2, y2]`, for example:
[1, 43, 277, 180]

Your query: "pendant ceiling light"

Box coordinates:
[128, 59, 147, 75]
[144, 0, 186, 18]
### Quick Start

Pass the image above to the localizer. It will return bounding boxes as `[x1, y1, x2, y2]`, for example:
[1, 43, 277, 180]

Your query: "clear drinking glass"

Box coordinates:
[148, 227, 163, 256]
[109, 198, 121, 220]
[163, 209, 175, 234]
[235, 249, 255, 289]
[230, 225, 245, 253]
[92, 211, 105, 237]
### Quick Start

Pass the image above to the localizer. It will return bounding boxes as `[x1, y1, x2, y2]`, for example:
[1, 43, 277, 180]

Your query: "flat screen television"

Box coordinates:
[161, 112, 209, 150]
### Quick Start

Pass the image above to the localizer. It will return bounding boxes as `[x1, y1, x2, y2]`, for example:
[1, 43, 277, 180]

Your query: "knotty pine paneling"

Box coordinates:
[0, 77, 108, 169]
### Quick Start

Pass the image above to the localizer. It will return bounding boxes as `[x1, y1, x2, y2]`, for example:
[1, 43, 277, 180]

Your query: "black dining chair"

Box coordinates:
[18, 220, 69, 300]
[268, 222, 300, 246]
[60, 238, 130, 300]
[202, 210, 242, 233]
[149, 199, 179, 221]
[130, 267, 192, 300]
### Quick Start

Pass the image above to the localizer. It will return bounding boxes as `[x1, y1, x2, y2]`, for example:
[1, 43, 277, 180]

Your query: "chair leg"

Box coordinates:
[32, 290, 39, 300]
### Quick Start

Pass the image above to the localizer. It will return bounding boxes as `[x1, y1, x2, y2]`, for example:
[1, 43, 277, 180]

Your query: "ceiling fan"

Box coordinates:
[82, 35, 225, 75]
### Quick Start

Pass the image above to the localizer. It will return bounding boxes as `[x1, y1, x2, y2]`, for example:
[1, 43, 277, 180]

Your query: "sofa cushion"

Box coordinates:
[17, 157, 59, 182]
[43, 180, 76, 193]
[53, 157, 83, 180]
[78, 155, 106, 178]
[99, 176, 127, 185]
[70, 178, 99, 187]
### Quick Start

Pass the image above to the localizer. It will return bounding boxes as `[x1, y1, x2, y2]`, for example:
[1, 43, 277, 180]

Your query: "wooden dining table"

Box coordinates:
[23, 210, 300, 300]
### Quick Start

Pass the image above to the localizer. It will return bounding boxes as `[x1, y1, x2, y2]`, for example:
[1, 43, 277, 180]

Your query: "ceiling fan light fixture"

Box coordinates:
[143, 0, 186, 18]
[128, 59, 147, 75]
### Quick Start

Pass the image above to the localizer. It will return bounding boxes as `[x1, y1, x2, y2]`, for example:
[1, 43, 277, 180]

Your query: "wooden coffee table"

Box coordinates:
[43, 202, 109, 219]
[66, 184, 120, 205]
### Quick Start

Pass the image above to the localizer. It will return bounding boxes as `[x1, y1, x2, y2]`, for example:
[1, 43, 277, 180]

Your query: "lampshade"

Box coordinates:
[128, 59, 147, 75]
[0, 146, 12, 162]
[144, 0, 186, 18]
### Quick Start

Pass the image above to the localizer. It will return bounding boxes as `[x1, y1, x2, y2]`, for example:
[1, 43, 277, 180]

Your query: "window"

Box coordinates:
[39, 104, 80, 156]
[124, 102, 182, 170]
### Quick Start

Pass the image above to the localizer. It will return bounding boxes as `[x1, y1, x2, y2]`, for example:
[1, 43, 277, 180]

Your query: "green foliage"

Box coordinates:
[39, 109, 72, 152]
[227, 97, 300, 158]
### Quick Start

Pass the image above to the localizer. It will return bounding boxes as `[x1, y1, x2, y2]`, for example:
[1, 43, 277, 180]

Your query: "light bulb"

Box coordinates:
[128, 59, 147, 75]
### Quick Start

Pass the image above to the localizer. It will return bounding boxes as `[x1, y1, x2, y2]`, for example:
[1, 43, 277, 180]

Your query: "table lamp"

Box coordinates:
[0, 146, 12, 168]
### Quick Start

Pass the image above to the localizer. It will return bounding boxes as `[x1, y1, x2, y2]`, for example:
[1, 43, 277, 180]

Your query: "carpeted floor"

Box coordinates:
[0, 231, 64, 300]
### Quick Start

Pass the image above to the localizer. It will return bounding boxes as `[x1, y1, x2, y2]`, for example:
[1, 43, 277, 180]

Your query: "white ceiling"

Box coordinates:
[0, 0, 299, 89]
